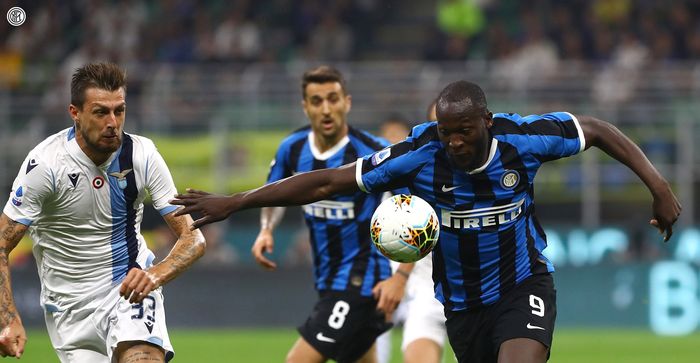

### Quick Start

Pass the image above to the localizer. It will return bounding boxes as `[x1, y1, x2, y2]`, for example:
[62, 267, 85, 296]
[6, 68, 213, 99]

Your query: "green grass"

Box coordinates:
[19, 328, 700, 362]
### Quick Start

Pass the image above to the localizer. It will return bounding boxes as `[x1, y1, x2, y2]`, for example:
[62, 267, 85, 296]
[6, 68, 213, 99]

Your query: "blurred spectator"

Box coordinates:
[494, 12, 560, 91]
[308, 12, 353, 61]
[591, 31, 649, 106]
[213, 4, 262, 62]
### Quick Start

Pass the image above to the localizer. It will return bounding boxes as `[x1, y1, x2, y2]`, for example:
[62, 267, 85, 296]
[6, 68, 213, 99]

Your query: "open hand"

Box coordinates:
[171, 189, 233, 229]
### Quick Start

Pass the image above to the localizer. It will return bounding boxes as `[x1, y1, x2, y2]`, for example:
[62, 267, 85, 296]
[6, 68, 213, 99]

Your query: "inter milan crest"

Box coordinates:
[92, 176, 105, 189]
[25, 158, 38, 174]
[500, 170, 520, 190]
[109, 169, 132, 190]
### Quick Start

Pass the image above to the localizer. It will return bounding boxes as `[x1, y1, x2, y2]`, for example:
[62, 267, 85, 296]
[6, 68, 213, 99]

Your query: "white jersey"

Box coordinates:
[390, 253, 434, 298]
[3, 127, 178, 311]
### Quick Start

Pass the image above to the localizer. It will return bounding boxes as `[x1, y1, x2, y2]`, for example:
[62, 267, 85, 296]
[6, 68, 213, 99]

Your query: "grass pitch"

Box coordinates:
[20, 328, 699, 362]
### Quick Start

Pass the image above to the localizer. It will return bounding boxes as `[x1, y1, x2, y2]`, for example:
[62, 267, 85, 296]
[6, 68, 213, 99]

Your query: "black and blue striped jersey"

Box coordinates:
[268, 126, 392, 297]
[355, 112, 585, 311]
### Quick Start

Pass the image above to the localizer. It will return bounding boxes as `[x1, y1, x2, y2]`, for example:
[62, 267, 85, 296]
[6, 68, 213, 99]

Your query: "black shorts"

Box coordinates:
[445, 273, 557, 363]
[298, 290, 392, 363]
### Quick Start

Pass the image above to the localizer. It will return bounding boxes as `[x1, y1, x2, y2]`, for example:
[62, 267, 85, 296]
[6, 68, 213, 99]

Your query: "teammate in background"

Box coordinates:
[173, 80, 680, 363]
[0, 63, 206, 362]
[375, 109, 448, 363]
[249, 66, 407, 363]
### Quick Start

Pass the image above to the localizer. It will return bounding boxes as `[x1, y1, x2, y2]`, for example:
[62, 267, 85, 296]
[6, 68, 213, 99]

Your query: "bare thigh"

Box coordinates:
[498, 338, 548, 363]
[286, 337, 326, 363]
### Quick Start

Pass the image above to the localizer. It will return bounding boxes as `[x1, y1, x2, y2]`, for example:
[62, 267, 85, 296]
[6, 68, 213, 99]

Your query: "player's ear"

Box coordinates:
[345, 94, 352, 113]
[68, 104, 80, 124]
[301, 99, 309, 118]
[484, 111, 493, 128]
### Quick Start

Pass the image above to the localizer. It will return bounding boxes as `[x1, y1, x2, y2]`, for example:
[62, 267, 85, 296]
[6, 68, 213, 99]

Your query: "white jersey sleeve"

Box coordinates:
[143, 140, 178, 216]
[3, 152, 54, 226]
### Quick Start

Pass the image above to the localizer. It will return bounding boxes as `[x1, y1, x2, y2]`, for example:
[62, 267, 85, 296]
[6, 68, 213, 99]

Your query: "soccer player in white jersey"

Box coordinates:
[0, 62, 206, 362]
[376, 109, 448, 363]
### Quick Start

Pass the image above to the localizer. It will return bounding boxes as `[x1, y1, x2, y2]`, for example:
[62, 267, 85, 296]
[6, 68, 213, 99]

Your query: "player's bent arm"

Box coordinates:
[148, 212, 206, 286]
[0, 213, 28, 357]
[578, 115, 681, 239]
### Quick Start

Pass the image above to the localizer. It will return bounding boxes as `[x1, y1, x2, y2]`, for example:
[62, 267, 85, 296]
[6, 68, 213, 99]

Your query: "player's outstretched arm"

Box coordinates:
[0, 214, 27, 358]
[578, 115, 682, 241]
[120, 213, 205, 303]
[172, 162, 359, 229]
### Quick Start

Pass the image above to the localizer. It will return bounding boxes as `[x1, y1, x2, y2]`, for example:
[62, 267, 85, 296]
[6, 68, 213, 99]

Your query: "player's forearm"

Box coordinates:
[151, 220, 206, 286]
[0, 249, 20, 328]
[153, 235, 205, 285]
[260, 207, 286, 231]
[237, 165, 357, 210]
[395, 263, 415, 279]
[0, 216, 26, 327]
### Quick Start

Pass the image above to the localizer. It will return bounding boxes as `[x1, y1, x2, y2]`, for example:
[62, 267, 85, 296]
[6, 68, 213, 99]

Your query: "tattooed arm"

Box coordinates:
[119, 212, 206, 303]
[0, 213, 28, 358]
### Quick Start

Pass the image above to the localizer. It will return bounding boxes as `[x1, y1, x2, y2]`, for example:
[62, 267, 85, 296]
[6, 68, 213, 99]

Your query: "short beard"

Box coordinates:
[81, 129, 121, 154]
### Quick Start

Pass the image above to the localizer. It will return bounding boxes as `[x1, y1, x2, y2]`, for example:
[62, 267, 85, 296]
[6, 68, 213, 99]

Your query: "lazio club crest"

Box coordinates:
[109, 169, 132, 190]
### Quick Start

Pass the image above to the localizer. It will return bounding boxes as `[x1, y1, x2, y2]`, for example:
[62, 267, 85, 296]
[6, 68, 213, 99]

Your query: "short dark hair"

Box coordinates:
[436, 81, 488, 115]
[71, 62, 127, 109]
[301, 65, 346, 98]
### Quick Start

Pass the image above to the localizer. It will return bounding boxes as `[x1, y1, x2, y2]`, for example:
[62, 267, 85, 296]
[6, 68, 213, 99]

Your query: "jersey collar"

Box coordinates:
[467, 139, 498, 175]
[308, 131, 349, 161]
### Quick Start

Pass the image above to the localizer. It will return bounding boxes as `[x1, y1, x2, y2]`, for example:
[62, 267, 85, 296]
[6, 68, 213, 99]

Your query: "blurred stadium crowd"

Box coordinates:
[2, 0, 700, 68]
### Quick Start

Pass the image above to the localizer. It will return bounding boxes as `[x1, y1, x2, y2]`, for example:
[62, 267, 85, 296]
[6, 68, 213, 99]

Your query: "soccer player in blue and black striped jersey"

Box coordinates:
[246, 66, 407, 363]
[173, 80, 681, 363]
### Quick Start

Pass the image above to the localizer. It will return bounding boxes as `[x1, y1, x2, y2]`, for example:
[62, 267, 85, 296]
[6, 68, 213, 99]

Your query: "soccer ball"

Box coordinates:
[370, 194, 440, 263]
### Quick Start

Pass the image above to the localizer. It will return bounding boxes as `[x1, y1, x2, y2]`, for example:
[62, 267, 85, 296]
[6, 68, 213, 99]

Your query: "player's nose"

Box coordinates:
[321, 100, 331, 114]
[448, 135, 464, 149]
